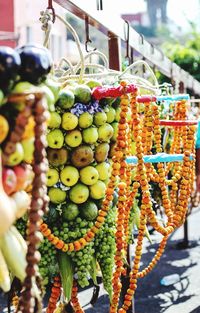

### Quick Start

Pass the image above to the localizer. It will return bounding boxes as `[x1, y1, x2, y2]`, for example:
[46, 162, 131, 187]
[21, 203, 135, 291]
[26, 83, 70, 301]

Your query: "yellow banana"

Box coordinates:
[0, 248, 11, 292]
[0, 228, 27, 282]
[9, 225, 27, 254]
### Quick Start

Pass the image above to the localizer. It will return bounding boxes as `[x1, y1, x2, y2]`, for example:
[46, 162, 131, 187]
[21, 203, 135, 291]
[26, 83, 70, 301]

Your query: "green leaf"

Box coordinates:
[58, 252, 74, 301]
[89, 255, 97, 285]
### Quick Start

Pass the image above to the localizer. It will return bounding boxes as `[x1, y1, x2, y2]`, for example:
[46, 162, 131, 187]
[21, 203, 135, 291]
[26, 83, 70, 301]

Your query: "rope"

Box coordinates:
[40, 10, 85, 84]
[119, 60, 159, 90]
[39, 10, 162, 94]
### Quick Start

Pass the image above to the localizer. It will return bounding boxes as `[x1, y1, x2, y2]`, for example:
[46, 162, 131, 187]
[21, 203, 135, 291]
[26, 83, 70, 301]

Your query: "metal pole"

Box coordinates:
[108, 32, 122, 71]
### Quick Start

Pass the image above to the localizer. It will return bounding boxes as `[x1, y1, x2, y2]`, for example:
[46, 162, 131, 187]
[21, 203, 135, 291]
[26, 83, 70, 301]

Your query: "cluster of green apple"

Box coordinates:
[41, 81, 123, 287]
[46, 82, 121, 218]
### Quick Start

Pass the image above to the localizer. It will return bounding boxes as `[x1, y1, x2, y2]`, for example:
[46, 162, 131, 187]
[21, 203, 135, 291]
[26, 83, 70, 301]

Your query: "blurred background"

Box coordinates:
[1, 0, 200, 81]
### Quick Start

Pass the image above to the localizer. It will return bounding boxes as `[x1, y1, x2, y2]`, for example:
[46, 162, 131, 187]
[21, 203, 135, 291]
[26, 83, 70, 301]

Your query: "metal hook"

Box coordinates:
[150, 43, 154, 54]
[47, 0, 56, 23]
[85, 16, 96, 53]
[139, 33, 144, 45]
[130, 47, 134, 64]
[124, 20, 130, 65]
[96, 0, 103, 10]
[158, 47, 164, 61]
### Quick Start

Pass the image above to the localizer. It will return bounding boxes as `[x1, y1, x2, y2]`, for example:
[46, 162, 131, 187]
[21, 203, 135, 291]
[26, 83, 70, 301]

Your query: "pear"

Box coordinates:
[71, 145, 94, 168]
[94, 143, 109, 163]
[47, 148, 68, 166]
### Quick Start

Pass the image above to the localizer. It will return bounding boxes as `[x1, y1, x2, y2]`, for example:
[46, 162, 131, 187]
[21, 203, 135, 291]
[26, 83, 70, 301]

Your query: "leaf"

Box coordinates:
[89, 255, 97, 285]
[58, 252, 74, 301]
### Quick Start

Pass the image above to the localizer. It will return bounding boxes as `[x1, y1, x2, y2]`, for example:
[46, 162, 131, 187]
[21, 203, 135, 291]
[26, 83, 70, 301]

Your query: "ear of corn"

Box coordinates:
[0, 228, 27, 282]
[58, 251, 74, 302]
[0, 248, 11, 292]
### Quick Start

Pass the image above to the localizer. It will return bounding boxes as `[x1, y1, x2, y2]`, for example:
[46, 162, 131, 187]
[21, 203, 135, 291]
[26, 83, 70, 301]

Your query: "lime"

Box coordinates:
[57, 89, 75, 109]
[74, 84, 91, 104]
[80, 200, 98, 221]
[62, 202, 79, 221]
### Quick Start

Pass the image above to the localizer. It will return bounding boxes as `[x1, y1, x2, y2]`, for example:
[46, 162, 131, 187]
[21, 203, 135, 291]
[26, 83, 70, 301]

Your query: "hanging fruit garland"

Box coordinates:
[0, 13, 197, 313]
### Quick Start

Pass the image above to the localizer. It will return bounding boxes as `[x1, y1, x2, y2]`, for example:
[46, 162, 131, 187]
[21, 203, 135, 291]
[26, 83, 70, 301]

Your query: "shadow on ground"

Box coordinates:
[135, 238, 200, 313]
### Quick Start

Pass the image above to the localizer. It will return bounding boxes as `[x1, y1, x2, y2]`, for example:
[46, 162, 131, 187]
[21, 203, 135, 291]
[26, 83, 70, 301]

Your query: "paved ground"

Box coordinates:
[80, 207, 200, 313]
[1, 208, 200, 313]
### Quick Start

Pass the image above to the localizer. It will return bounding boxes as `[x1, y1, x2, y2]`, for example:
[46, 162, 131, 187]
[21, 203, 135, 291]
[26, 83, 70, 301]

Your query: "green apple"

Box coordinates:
[47, 168, 59, 187]
[62, 202, 79, 221]
[94, 143, 109, 162]
[47, 129, 64, 149]
[86, 79, 102, 89]
[74, 84, 91, 104]
[80, 166, 99, 185]
[89, 180, 106, 199]
[94, 111, 107, 126]
[62, 112, 78, 131]
[45, 78, 61, 102]
[82, 127, 98, 144]
[111, 122, 118, 142]
[69, 183, 89, 204]
[6, 142, 24, 166]
[106, 107, 116, 123]
[98, 123, 114, 142]
[47, 148, 68, 166]
[65, 129, 82, 147]
[115, 106, 121, 122]
[95, 162, 110, 180]
[48, 112, 61, 128]
[57, 89, 75, 109]
[48, 187, 66, 204]
[12, 81, 36, 93]
[78, 112, 93, 129]
[21, 137, 34, 163]
[12, 82, 37, 110]
[60, 166, 79, 187]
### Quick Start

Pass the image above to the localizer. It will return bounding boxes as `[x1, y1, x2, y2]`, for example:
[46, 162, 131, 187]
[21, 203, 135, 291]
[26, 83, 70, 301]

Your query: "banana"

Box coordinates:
[0, 228, 27, 282]
[0, 248, 11, 292]
[9, 225, 27, 254]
